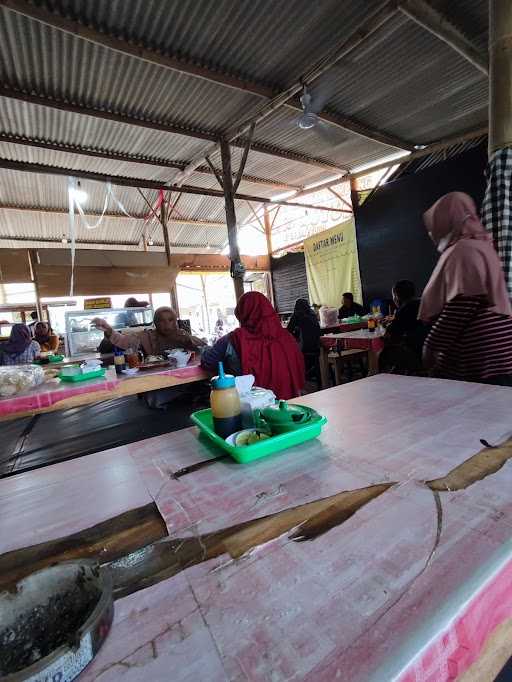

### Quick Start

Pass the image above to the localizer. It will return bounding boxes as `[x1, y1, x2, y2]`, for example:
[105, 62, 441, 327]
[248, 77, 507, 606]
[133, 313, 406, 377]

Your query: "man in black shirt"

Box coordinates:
[338, 292, 365, 320]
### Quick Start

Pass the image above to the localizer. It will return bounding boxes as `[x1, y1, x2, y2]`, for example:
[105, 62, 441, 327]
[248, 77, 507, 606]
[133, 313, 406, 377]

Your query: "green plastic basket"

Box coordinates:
[190, 407, 327, 464]
[59, 367, 106, 382]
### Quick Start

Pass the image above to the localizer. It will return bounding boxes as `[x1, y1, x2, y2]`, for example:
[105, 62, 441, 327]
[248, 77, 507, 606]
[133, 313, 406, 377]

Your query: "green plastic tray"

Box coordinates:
[190, 407, 327, 464]
[59, 367, 106, 382]
[33, 354, 65, 365]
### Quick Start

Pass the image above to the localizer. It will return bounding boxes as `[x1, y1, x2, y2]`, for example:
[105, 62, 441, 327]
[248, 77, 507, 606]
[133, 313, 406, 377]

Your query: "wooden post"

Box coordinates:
[28, 250, 43, 321]
[160, 195, 181, 316]
[263, 206, 273, 256]
[350, 177, 359, 211]
[220, 138, 245, 301]
[489, 0, 512, 154]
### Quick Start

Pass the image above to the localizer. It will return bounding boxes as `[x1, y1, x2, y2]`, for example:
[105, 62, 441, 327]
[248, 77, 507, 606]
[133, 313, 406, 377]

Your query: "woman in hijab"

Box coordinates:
[93, 307, 205, 357]
[287, 298, 321, 353]
[201, 291, 305, 399]
[33, 322, 59, 353]
[0, 324, 41, 365]
[420, 191, 512, 385]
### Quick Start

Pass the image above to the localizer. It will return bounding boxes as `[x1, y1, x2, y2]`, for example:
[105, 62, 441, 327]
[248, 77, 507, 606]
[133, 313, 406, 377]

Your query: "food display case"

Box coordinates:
[64, 307, 153, 357]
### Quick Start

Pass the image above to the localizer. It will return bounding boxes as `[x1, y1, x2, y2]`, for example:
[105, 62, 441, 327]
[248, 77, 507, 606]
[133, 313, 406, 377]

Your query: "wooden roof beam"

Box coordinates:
[0, 204, 226, 226]
[398, 0, 488, 75]
[0, 85, 340, 174]
[0, 133, 299, 191]
[0, 158, 351, 213]
[0, 0, 410, 152]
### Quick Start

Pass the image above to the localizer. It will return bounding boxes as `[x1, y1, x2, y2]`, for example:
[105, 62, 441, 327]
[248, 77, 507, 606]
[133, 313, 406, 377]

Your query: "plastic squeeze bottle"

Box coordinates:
[210, 362, 242, 439]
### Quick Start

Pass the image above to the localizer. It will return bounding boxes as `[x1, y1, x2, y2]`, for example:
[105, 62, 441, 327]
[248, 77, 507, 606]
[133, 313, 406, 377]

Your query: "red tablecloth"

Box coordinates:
[321, 329, 385, 352]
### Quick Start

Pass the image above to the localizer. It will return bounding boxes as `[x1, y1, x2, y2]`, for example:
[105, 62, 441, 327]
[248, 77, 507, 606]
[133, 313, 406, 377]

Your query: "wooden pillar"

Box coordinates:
[350, 177, 360, 211]
[485, 1, 512, 294]
[220, 138, 245, 301]
[263, 206, 273, 255]
[160, 197, 180, 316]
[489, 0, 512, 154]
[28, 250, 43, 320]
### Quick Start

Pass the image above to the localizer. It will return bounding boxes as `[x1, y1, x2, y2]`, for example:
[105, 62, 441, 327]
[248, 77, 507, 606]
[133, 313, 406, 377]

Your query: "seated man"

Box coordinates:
[338, 292, 365, 320]
[379, 280, 428, 374]
[93, 307, 205, 409]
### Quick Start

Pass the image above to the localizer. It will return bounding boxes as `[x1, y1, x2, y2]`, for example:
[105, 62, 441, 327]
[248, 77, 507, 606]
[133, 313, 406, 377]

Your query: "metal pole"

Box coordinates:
[489, 0, 512, 154]
[220, 138, 245, 301]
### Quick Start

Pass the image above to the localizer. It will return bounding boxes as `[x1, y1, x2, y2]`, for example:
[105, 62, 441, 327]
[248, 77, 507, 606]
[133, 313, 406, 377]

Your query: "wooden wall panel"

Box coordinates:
[35, 265, 179, 297]
[0, 249, 31, 282]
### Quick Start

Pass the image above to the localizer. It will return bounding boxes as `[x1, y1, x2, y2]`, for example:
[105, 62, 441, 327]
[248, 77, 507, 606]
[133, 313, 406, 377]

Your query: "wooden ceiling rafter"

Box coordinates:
[397, 0, 489, 75]
[0, 204, 226, 226]
[0, 157, 350, 213]
[0, 0, 411, 153]
[0, 133, 300, 191]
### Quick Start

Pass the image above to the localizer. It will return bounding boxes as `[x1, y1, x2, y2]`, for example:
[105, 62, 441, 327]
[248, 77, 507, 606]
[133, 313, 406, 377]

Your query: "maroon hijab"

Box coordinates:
[230, 292, 305, 400]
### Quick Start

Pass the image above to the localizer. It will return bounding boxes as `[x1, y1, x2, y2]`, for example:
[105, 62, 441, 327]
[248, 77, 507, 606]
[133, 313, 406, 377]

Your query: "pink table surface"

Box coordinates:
[321, 328, 385, 351]
[1, 375, 512, 681]
[0, 363, 206, 417]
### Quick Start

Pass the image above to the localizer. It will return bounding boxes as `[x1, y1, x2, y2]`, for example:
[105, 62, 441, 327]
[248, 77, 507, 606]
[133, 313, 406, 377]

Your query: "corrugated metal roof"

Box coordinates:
[314, 13, 487, 146]
[41, 0, 383, 89]
[0, 0, 490, 250]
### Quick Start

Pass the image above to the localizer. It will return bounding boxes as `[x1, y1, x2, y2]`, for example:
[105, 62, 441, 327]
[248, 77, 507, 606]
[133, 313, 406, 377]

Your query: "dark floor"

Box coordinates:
[496, 659, 512, 680]
[0, 393, 204, 477]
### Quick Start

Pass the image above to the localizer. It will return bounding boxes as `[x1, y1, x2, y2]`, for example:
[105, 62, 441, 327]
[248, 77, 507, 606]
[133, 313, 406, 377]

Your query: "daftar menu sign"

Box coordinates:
[304, 219, 362, 307]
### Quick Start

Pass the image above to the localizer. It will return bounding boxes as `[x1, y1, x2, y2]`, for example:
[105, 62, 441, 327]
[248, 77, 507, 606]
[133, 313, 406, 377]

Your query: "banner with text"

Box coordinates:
[304, 219, 362, 307]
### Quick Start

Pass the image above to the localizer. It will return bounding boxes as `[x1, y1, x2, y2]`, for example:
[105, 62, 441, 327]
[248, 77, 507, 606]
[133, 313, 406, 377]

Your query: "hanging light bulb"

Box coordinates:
[147, 238, 154, 246]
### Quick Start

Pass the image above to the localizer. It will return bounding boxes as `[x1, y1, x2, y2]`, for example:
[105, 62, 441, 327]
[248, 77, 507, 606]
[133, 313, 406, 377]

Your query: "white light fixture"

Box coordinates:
[414, 144, 428, 150]
[147, 238, 154, 246]
[70, 181, 88, 205]
[61, 236, 68, 245]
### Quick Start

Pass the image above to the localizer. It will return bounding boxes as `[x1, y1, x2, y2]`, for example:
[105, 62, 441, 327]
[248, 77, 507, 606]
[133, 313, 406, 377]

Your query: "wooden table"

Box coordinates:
[2, 376, 512, 681]
[0, 363, 209, 421]
[319, 328, 385, 387]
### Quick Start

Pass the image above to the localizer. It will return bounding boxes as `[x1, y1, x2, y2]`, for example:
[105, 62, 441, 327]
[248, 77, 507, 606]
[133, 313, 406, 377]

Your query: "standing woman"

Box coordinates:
[419, 192, 512, 385]
[0, 324, 40, 365]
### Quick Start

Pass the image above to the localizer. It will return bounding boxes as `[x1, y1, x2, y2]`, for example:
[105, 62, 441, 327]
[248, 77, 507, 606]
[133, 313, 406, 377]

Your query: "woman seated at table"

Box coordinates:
[287, 298, 321, 382]
[201, 291, 305, 400]
[0, 324, 40, 365]
[93, 307, 205, 357]
[33, 322, 59, 353]
[420, 191, 512, 385]
[379, 280, 428, 374]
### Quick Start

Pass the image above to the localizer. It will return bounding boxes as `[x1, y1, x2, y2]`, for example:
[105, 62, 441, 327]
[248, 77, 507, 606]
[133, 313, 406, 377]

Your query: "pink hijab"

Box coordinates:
[419, 192, 512, 321]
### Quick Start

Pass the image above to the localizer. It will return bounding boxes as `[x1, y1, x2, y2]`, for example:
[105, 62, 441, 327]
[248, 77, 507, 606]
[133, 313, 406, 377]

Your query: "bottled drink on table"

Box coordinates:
[210, 362, 242, 439]
[367, 317, 377, 333]
[113, 347, 126, 375]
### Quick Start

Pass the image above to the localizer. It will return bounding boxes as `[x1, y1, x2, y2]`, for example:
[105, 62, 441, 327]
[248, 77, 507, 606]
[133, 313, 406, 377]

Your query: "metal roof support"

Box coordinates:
[0, 0, 410, 151]
[175, 1, 409, 184]
[0, 158, 349, 213]
[0, 85, 340, 174]
[0, 133, 298, 191]
[220, 138, 244, 301]
[398, 0, 489, 74]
